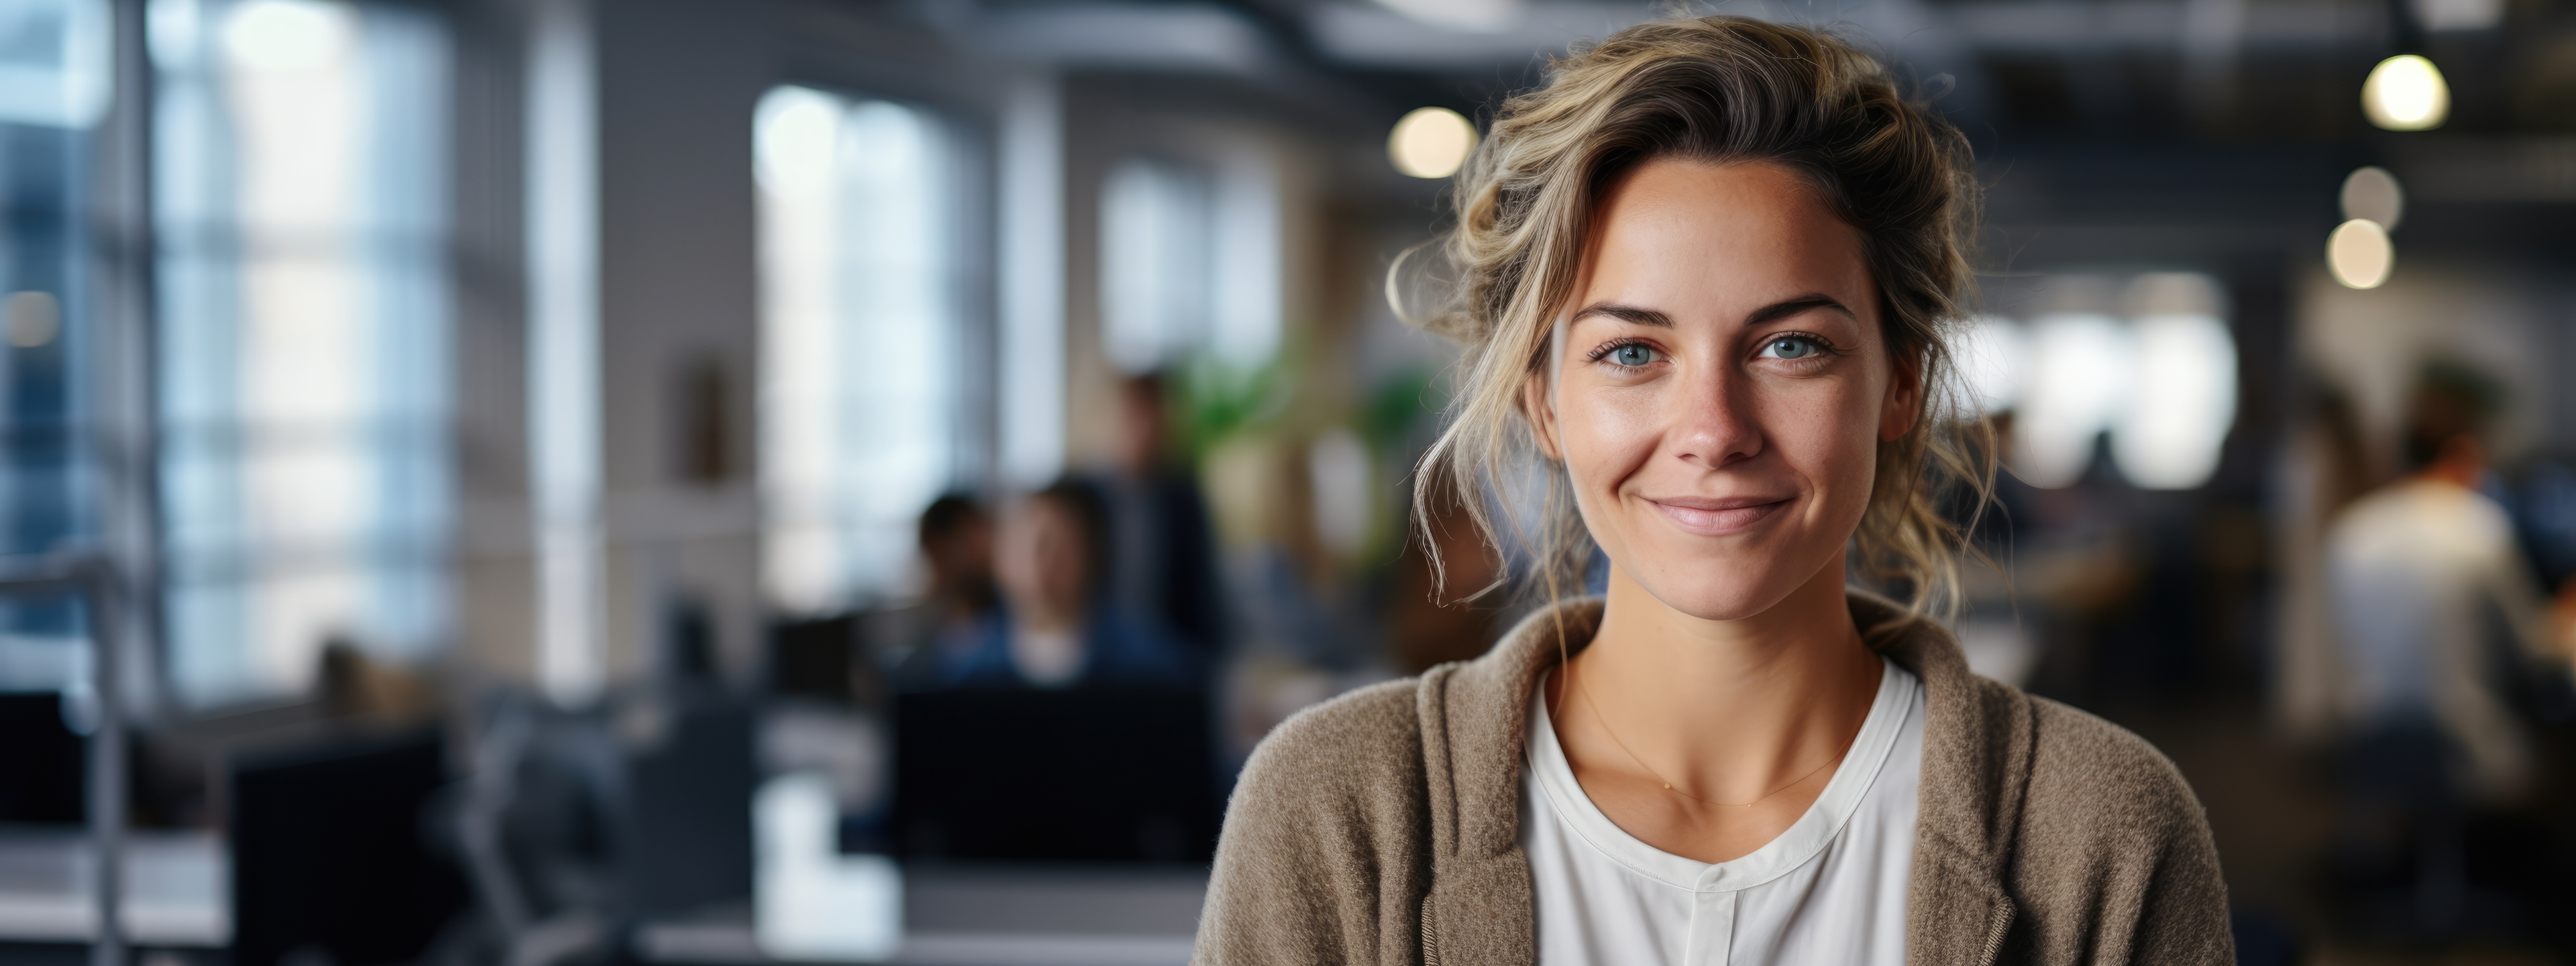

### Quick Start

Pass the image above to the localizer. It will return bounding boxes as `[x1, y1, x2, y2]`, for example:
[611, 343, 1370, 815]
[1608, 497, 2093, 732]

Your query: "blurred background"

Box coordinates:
[2, 0, 2576, 963]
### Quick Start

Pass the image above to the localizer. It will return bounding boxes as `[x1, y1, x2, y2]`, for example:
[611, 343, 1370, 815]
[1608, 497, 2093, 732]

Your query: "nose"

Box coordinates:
[1668, 362, 1762, 470]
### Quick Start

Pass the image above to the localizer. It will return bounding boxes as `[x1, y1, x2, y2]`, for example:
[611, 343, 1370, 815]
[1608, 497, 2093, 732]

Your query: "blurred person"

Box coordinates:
[935, 480, 1198, 689]
[919, 494, 999, 625]
[1197, 18, 2229, 966]
[315, 635, 434, 721]
[1102, 372, 1222, 654]
[2271, 383, 2379, 741]
[2323, 363, 2573, 800]
[892, 494, 1000, 690]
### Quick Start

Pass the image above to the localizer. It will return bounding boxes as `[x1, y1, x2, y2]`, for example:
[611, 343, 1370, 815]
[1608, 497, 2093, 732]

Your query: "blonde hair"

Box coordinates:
[1401, 15, 1992, 618]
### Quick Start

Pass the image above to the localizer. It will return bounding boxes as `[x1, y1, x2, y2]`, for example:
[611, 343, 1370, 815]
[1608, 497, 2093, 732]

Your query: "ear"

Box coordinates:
[1521, 372, 1565, 461]
[1878, 351, 1923, 443]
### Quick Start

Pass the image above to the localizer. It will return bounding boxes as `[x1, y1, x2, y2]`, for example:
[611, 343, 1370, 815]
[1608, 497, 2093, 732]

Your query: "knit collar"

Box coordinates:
[1420, 589, 2028, 965]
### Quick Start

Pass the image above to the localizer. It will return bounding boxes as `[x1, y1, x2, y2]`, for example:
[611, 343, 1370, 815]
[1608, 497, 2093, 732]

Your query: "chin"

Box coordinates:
[1628, 561, 1807, 622]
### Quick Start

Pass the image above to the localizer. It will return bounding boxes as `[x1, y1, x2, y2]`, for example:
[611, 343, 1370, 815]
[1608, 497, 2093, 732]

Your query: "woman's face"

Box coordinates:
[1532, 158, 1917, 621]
[996, 497, 1089, 623]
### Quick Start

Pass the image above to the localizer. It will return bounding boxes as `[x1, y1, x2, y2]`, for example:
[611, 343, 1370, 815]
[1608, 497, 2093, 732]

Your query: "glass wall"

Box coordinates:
[755, 87, 963, 613]
[0, 0, 109, 702]
[1099, 158, 1212, 375]
[1957, 273, 2239, 491]
[152, 0, 452, 705]
[1099, 151, 1283, 376]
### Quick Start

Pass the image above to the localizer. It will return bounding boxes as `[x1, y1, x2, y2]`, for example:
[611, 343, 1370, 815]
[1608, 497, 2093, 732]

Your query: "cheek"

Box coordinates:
[1554, 384, 1664, 491]
[1776, 380, 1886, 505]
[1042, 543, 1077, 582]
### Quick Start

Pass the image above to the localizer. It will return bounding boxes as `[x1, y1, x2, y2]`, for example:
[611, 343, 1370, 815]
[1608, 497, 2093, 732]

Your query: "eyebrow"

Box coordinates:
[1746, 294, 1856, 326]
[1568, 303, 1674, 327]
[1570, 294, 1856, 329]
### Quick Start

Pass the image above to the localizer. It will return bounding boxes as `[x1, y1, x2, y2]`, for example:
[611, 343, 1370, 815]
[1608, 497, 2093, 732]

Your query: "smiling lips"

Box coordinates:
[1643, 494, 1792, 536]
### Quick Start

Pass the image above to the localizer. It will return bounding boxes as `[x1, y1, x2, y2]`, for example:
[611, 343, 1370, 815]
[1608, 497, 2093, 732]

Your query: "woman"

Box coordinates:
[934, 480, 1199, 690]
[1195, 17, 2229, 966]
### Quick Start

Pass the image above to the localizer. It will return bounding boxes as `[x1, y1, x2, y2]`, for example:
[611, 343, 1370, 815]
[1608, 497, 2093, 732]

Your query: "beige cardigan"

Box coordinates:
[1193, 592, 2233, 965]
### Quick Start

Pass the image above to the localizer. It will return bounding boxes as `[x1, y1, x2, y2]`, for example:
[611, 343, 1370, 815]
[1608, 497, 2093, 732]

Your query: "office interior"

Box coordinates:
[4, 0, 2576, 963]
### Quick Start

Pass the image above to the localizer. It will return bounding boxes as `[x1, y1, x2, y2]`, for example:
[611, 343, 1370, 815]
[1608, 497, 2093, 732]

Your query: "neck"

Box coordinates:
[2420, 461, 2480, 490]
[1014, 598, 1084, 637]
[1564, 552, 1882, 798]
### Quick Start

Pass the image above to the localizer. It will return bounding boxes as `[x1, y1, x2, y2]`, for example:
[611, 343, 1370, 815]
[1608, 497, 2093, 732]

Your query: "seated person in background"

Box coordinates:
[894, 494, 1001, 688]
[934, 480, 1199, 690]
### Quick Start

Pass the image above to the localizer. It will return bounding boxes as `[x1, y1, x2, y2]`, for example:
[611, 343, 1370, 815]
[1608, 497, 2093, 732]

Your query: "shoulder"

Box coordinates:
[1218, 676, 1433, 872]
[1235, 677, 1428, 811]
[938, 618, 1016, 686]
[2002, 695, 2233, 963]
[1200, 678, 1433, 960]
[2457, 488, 2519, 544]
[1087, 610, 1199, 682]
[2019, 695, 2208, 841]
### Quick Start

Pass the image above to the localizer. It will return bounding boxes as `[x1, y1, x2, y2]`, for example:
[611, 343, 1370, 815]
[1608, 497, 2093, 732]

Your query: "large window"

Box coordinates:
[1955, 272, 2239, 490]
[0, 0, 110, 698]
[756, 87, 963, 613]
[1098, 150, 1282, 374]
[1099, 158, 1212, 374]
[152, 0, 452, 705]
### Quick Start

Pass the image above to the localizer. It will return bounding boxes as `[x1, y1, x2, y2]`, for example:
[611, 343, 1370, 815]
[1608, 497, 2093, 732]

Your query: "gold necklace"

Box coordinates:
[1566, 657, 1861, 809]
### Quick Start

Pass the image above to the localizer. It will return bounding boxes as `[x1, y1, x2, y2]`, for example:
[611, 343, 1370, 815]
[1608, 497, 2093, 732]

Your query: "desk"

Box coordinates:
[0, 830, 229, 947]
[0, 835, 1205, 964]
[639, 865, 1205, 966]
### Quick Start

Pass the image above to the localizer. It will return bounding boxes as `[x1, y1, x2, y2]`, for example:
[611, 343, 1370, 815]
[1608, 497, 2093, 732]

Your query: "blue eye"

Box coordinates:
[1607, 343, 1658, 367]
[1762, 336, 1823, 360]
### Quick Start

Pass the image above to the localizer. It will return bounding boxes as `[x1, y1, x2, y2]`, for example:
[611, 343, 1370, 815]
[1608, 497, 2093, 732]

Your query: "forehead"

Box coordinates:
[1013, 495, 1093, 539]
[1578, 158, 1872, 318]
[1010, 496, 1068, 527]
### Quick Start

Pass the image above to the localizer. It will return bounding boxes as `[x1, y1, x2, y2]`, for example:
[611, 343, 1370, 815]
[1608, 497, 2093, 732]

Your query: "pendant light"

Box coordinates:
[2363, 54, 2449, 131]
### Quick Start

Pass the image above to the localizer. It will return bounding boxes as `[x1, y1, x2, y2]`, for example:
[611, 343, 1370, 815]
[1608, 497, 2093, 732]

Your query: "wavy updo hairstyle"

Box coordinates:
[1402, 15, 1989, 614]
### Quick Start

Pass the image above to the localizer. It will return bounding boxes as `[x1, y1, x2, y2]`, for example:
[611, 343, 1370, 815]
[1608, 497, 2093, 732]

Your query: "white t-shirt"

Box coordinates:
[1522, 659, 1925, 966]
[2324, 479, 2557, 794]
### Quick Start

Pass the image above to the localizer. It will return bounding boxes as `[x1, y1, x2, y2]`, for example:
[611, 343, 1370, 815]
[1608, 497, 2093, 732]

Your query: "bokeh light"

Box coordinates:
[2339, 166, 2404, 231]
[2362, 54, 2449, 131]
[2327, 218, 2394, 289]
[1388, 107, 1475, 179]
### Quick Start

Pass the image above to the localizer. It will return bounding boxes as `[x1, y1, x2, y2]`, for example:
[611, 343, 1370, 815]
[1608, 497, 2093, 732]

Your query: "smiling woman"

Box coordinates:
[1195, 16, 2232, 966]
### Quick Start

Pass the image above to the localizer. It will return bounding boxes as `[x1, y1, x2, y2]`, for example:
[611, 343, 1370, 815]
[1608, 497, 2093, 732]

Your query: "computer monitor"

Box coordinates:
[0, 692, 83, 824]
[769, 613, 859, 702]
[230, 731, 467, 966]
[892, 688, 1218, 863]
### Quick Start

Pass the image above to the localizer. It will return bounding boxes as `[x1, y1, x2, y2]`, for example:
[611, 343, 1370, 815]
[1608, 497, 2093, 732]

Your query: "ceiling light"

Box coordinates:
[1369, 0, 1522, 32]
[2362, 54, 2449, 131]
[2414, 0, 2504, 32]
[2339, 166, 2404, 230]
[222, 0, 352, 73]
[1389, 107, 1476, 179]
[2326, 219, 2394, 289]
